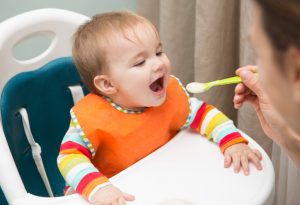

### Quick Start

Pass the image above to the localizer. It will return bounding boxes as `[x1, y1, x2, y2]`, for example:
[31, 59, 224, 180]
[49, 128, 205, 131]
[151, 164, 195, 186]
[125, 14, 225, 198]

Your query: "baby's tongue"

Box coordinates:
[150, 82, 159, 92]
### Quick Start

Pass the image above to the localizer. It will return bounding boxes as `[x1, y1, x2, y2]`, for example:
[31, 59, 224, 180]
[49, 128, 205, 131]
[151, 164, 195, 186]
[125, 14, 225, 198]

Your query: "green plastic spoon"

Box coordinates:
[186, 76, 242, 93]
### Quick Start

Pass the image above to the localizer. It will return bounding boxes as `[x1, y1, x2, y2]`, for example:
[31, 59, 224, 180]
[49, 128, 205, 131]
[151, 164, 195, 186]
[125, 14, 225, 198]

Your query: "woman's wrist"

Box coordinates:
[283, 126, 300, 149]
[281, 126, 300, 168]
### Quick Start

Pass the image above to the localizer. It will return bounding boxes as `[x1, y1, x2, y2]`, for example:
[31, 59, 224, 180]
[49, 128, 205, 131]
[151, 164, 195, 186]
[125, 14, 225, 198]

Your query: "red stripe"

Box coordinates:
[76, 172, 103, 194]
[190, 102, 207, 129]
[60, 141, 92, 159]
[219, 132, 241, 147]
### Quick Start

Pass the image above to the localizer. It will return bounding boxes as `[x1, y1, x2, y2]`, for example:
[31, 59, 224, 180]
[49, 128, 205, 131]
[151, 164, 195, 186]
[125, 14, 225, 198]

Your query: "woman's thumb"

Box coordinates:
[123, 192, 135, 201]
[239, 70, 261, 95]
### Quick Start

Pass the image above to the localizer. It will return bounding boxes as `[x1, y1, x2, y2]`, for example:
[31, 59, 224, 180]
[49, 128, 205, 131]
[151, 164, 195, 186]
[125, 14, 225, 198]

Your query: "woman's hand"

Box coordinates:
[234, 65, 287, 145]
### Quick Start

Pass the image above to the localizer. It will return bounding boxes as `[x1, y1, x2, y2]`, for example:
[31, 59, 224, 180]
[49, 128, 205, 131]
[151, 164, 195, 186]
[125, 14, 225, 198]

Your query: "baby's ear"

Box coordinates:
[93, 75, 117, 95]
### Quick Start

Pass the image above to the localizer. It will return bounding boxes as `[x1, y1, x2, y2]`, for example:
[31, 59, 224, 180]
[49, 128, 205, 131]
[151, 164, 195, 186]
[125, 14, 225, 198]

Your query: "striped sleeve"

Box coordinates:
[187, 97, 248, 153]
[57, 110, 111, 201]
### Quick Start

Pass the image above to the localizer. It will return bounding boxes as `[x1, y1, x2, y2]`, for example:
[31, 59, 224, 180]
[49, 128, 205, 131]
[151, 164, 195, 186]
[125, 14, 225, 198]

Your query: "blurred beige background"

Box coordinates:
[137, 1, 300, 204]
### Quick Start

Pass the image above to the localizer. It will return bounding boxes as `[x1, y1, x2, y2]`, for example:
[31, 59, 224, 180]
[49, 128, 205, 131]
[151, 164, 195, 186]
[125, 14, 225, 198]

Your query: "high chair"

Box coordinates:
[0, 8, 90, 205]
[0, 8, 275, 205]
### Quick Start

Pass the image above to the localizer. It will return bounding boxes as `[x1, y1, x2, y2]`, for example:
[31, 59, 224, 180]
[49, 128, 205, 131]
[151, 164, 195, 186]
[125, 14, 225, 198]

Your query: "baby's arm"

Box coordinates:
[188, 97, 262, 175]
[57, 113, 134, 204]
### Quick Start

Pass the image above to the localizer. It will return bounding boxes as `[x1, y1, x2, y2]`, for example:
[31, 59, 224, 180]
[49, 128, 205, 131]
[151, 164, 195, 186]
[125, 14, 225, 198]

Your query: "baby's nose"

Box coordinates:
[151, 58, 163, 72]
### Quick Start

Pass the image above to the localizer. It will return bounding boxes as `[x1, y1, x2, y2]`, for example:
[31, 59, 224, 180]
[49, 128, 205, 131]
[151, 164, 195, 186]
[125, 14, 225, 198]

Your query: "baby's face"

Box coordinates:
[105, 23, 172, 109]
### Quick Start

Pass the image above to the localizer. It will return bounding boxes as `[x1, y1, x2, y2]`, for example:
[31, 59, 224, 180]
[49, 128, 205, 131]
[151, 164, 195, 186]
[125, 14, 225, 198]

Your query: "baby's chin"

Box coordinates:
[148, 95, 167, 107]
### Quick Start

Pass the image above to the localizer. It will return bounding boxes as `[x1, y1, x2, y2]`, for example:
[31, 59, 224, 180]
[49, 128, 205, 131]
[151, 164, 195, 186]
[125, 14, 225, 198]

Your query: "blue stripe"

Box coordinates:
[62, 132, 87, 148]
[188, 98, 204, 127]
[70, 166, 98, 189]
[214, 126, 239, 144]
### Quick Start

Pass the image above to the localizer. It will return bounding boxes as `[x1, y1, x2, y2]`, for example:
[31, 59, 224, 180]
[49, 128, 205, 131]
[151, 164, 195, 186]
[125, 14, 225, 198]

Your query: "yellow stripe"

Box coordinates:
[205, 113, 228, 137]
[59, 154, 90, 176]
[70, 120, 76, 127]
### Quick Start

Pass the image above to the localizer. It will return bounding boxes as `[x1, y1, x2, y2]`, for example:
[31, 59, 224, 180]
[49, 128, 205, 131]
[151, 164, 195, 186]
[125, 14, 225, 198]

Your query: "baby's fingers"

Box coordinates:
[232, 154, 241, 173]
[118, 197, 126, 205]
[224, 152, 232, 168]
[248, 151, 263, 170]
[123, 192, 135, 201]
[253, 149, 263, 160]
[241, 155, 249, 176]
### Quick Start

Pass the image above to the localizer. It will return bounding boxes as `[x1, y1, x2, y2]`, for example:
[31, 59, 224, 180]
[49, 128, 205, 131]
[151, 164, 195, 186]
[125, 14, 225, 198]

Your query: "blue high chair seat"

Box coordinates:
[1, 57, 88, 198]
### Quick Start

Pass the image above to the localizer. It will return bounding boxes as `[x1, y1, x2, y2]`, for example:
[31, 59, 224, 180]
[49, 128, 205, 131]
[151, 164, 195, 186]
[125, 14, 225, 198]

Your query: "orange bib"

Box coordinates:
[73, 77, 190, 177]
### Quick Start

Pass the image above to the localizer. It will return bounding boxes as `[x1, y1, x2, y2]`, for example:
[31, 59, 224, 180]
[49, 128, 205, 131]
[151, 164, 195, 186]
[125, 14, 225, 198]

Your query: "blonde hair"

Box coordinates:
[72, 11, 159, 93]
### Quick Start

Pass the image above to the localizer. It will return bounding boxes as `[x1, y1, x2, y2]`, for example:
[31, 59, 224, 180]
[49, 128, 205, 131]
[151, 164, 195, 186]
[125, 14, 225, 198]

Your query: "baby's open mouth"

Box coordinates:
[149, 77, 164, 92]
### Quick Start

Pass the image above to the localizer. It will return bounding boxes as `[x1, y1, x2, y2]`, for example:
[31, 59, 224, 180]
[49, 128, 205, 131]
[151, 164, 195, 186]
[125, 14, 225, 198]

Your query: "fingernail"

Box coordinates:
[240, 70, 251, 80]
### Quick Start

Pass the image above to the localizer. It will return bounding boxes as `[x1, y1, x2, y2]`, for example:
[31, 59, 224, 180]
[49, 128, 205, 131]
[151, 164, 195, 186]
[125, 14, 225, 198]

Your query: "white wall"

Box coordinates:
[0, 0, 136, 60]
[0, 0, 136, 21]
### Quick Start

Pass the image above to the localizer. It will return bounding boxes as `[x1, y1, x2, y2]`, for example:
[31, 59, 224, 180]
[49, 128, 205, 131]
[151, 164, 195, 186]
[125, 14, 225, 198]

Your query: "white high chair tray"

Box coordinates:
[110, 130, 274, 205]
[5, 128, 274, 205]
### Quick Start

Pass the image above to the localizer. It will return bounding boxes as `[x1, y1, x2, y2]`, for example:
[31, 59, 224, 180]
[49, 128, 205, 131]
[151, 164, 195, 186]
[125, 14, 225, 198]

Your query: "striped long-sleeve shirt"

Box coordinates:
[57, 78, 246, 201]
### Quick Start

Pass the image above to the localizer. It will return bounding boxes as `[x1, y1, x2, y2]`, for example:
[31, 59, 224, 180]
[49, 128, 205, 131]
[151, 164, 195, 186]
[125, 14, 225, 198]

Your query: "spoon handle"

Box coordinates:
[211, 76, 242, 86]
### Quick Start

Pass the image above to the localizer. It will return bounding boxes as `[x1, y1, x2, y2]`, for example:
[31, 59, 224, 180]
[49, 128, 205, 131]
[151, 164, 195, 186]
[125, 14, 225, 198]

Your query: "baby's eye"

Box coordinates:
[156, 51, 163, 56]
[134, 60, 145, 67]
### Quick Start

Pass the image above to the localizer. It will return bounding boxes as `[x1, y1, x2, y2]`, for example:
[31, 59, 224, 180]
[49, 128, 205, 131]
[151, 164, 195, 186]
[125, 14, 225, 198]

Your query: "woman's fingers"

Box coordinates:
[236, 65, 258, 75]
[235, 83, 247, 94]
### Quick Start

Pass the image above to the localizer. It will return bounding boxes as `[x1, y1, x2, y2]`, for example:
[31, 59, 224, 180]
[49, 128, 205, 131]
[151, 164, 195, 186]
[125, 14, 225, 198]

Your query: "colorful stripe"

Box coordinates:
[65, 163, 97, 183]
[70, 110, 95, 157]
[82, 177, 110, 198]
[58, 116, 110, 200]
[60, 141, 92, 159]
[190, 102, 207, 129]
[211, 121, 238, 143]
[200, 108, 219, 134]
[196, 105, 214, 133]
[170, 75, 193, 129]
[187, 97, 204, 126]
[220, 136, 248, 153]
[103, 96, 145, 114]
[189, 98, 247, 152]
[88, 182, 112, 201]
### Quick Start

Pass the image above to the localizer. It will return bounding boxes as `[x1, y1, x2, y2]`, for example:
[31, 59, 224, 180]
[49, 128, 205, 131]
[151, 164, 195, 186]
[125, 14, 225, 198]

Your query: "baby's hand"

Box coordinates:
[224, 143, 262, 175]
[91, 184, 135, 205]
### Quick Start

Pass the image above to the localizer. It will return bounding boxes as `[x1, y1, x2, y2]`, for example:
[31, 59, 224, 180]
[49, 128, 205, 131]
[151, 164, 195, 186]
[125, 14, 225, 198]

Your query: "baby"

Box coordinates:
[57, 11, 262, 205]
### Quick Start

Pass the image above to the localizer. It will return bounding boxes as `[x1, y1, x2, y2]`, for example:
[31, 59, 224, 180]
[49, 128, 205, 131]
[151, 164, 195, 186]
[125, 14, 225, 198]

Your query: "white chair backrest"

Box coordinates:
[0, 8, 90, 92]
